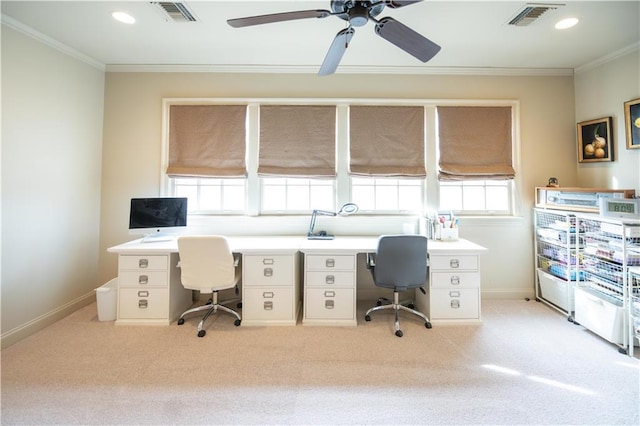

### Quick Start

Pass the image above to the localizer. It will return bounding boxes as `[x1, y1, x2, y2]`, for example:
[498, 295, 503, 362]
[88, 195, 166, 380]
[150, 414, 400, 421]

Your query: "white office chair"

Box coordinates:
[364, 234, 432, 337]
[176, 236, 241, 337]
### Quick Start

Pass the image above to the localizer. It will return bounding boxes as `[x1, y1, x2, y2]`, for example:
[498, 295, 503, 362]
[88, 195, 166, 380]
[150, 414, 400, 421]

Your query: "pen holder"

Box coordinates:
[439, 227, 459, 241]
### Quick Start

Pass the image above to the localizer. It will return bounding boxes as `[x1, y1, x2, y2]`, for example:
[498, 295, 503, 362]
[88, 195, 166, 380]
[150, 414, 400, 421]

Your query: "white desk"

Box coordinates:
[108, 236, 486, 326]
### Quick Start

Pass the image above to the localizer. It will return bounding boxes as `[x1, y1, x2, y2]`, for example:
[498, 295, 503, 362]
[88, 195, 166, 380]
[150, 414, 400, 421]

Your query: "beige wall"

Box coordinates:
[99, 72, 578, 300]
[1, 27, 105, 347]
[575, 50, 640, 189]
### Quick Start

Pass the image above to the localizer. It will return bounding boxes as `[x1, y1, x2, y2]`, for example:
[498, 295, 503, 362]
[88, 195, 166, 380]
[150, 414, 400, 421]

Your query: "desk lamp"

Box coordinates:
[307, 203, 359, 240]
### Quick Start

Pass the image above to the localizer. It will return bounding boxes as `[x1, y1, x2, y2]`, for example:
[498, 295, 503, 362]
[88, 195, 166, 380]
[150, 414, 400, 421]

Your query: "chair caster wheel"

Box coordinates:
[234, 319, 241, 326]
[197, 330, 206, 338]
[376, 301, 382, 306]
[365, 315, 371, 321]
[177, 318, 185, 325]
[407, 303, 415, 309]
[395, 330, 403, 337]
[237, 302, 242, 309]
[206, 298, 213, 305]
[425, 322, 432, 329]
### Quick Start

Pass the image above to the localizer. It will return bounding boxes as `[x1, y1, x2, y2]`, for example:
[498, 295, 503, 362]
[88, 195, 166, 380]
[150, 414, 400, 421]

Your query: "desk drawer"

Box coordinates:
[430, 255, 478, 271]
[242, 287, 294, 321]
[118, 288, 169, 319]
[431, 272, 480, 289]
[305, 288, 354, 320]
[430, 288, 479, 319]
[119, 255, 168, 271]
[306, 255, 355, 270]
[118, 270, 168, 287]
[306, 271, 355, 288]
[243, 255, 293, 287]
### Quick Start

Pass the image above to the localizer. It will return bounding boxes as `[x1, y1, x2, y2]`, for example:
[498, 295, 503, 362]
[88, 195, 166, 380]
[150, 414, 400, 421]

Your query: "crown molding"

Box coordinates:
[1, 14, 106, 71]
[575, 42, 640, 75]
[105, 63, 574, 77]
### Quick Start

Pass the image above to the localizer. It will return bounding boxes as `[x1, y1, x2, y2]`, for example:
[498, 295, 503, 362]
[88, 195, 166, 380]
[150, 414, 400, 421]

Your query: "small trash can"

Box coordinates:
[95, 278, 118, 321]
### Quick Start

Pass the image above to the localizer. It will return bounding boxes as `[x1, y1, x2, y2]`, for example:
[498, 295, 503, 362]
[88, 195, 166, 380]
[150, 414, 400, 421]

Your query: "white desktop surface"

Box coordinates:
[108, 235, 486, 255]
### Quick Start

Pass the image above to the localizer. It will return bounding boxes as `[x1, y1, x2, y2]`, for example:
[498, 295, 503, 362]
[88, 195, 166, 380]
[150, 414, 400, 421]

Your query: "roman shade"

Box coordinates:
[167, 105, 247, 177]
[349, 106, 425, 177]
[258, 105, 336, 177]
[437, 106, 515, 181]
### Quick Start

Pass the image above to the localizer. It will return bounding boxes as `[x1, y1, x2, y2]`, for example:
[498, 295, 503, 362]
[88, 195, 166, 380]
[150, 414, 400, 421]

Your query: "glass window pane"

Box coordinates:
[287, 186, 310, 210]
[223, 186, 245, 210]
[375, 186, 398, 210]
[440, 186, 462, 211]
[352, 186, 375, 210]
[463, 186, 485, 211]
[398, 186, 422, 211]
[310, 185, 334, 210]
[200, 186, 221, 210]
[262, 186, 286, 211]
[486, 186, 509, 211]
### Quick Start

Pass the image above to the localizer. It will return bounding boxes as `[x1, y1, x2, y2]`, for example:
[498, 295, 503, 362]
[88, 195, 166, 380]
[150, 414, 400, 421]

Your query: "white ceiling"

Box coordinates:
[2, 1, 639, 75]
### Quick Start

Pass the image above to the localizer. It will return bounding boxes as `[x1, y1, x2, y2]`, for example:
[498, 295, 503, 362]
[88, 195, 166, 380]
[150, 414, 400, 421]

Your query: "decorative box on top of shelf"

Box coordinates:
[535, 187, 635, 213]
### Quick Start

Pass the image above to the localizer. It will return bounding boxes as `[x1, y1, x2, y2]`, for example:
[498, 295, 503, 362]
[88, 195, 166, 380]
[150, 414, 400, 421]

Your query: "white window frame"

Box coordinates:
[161, 98, 521, 218]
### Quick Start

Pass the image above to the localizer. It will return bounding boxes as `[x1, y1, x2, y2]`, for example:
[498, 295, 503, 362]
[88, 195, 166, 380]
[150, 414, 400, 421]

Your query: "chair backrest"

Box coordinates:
[372, 235, 428, 291]
[177, 236, 237, 292]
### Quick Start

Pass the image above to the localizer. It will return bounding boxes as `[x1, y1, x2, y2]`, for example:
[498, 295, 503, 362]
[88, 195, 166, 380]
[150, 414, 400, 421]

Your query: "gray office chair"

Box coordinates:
[176, 236, 241, 337]
[364, 234, 432, 337]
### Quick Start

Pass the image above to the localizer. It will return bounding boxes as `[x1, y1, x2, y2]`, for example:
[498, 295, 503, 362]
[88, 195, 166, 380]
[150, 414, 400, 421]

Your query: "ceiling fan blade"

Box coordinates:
[375, 17, 441, 62]
[227, 9, 332, 28]
[385, 0, 424, 9]
[318, 27, 356, 77]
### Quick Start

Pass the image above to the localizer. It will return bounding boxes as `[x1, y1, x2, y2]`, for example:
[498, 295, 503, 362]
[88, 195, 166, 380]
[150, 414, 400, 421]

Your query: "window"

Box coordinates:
[163, 99, 519, 217]
[261, 178, 334, 212]
[439, 180, 511, 214]
[172, 177, 245, 213]
[352, 178, 423, 212]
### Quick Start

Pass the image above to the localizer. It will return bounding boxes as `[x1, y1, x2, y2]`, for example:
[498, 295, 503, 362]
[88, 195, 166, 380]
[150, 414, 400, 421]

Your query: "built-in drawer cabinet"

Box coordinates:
[116, 253, 192, 325]
[415, 250, 483, 323]
[303, 254, 357, 326]
[241, 253, 300, 326]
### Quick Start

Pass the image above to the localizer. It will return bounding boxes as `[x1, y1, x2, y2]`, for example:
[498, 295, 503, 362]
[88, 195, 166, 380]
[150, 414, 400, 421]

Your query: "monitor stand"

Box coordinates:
[141, 233, 176, 243]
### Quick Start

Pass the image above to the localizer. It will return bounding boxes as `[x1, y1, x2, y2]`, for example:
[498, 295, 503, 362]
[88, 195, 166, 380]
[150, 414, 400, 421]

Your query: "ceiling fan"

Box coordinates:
[227, 0, 441, 76]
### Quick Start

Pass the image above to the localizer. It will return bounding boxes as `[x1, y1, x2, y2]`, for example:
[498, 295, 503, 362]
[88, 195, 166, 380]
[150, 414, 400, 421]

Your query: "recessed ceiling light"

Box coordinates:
[112, 11, 135, 24]
[555, 17, 578, 30]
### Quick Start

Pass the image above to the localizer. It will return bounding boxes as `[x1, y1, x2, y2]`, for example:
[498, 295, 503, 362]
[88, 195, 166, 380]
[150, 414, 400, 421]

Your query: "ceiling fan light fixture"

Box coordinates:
[555, 17, 578, 30]
[112, 11, 136, 24]
[348, 4, 370, 27]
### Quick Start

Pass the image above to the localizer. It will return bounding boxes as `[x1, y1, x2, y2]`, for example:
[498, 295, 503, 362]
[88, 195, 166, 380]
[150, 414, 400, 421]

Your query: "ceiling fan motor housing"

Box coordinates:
[332, 0, 386, 27]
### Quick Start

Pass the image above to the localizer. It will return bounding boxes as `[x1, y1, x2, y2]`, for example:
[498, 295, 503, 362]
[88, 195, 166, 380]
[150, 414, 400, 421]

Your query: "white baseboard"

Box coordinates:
[1, 292, 95, 349]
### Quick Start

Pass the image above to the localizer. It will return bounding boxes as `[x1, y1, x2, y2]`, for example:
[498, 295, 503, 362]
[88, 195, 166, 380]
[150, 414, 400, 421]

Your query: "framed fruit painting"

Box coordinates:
[577, 116, 613, 163]
[624, 98, 640, 149]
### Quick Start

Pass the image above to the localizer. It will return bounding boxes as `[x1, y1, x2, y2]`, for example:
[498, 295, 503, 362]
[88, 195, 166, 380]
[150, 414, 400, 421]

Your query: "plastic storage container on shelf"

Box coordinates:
[96, 278, 118, 321]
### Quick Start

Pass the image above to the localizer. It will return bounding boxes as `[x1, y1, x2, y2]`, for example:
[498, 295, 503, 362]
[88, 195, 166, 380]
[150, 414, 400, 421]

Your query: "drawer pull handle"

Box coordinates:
[138, 300, 148, 309]
[263, 292, 274, 298]
[139, 259, 149, 268]
[449, 291, 460, 297]
[325, 275, 335, 284]
[325, 300, 335, 309]
[263, 258, 274, 265]
[324, 291, 336, 297]
[138, 275, 149, 284]
[264, 301, 273, 310]
[263, 268, 273, 277]
[138, 291, 149, 297]
[450, 300, 460, 309]
[450, 276, 460, 285]
[450, 259, 460, 268]
[325, 258, 335, 268]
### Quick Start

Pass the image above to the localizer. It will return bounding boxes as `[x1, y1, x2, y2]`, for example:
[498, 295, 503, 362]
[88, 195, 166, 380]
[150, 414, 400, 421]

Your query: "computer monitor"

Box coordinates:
[128, 197, 188, 242]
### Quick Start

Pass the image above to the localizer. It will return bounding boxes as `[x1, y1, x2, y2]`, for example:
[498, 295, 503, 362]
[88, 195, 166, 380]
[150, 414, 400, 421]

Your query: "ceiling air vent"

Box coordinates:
[508, 3, 563, 26]
[151, 2, 197, 22]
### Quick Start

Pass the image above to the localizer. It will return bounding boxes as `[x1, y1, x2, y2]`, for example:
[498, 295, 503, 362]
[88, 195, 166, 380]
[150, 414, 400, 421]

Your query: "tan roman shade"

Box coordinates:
[349, 106, 425, 177]
[258, 105, 336, 177]
[167, 105, 247, 177]
[437, 106, 515, 181]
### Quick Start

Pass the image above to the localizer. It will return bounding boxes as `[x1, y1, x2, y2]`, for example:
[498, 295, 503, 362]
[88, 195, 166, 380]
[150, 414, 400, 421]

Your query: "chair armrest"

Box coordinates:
[366, 253, 376, 269]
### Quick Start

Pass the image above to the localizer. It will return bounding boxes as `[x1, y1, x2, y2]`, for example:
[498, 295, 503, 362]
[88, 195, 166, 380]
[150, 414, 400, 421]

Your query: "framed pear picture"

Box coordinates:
[624, 98, 640, 149]
[577, 116, 613, 163]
